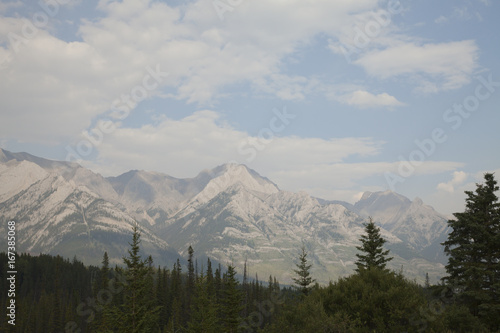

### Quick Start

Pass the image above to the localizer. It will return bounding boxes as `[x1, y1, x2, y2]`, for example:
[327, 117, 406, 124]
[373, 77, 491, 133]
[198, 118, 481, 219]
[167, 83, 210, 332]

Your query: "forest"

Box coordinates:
[0, 174, 498, 332]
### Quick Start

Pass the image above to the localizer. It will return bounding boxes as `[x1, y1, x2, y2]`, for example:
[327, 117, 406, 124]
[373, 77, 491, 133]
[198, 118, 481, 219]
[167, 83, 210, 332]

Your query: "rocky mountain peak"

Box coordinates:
[191, 163, 279, 205]
[412, 197, 423, 206]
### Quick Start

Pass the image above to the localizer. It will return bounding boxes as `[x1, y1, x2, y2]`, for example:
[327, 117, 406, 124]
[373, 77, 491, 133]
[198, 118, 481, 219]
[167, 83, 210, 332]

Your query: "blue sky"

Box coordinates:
[1, 0, 499, 215]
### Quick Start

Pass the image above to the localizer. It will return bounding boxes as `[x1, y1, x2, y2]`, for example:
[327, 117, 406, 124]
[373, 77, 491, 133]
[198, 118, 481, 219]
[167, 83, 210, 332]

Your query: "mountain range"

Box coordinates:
[0, 148, 450, 284]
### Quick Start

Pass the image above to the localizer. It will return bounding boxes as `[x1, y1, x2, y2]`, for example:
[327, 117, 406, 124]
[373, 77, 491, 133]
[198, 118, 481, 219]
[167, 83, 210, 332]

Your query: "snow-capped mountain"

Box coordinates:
[0, 149, 449, 283]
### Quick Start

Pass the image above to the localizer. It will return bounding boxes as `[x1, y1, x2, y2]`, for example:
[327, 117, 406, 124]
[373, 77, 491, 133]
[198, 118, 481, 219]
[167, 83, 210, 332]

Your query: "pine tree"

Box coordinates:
[187, 274, 220, 333]
[168, 259, 183, 331]
[95, 252, 113, 332]
[214, 264, 222, 302]
[206, 258, 215, 298]
[292, 245, 316, 296]
[221, 264, 243, 333]
[355, 217, 393, 272]
[442, 173, 500, 330]
[119, 225, 161, 332]
[101, 252, 110, 290]
[187, 245, 195, 314]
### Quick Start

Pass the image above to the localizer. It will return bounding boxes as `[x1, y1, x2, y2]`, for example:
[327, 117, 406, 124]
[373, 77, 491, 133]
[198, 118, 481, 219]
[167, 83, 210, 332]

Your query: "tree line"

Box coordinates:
[0, 173, 498, 332]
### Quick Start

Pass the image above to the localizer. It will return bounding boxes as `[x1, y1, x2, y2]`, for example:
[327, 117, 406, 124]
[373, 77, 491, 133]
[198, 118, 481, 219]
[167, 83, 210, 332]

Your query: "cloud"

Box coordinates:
[337, 90, 404, 109]
[0, 31, 113, 143]
[76, 110, 470, 210]
[437, 171, 468, 193]
[83, 110, 384, 178]
[354, 40, 479, 93]
[0, 1, 22, 14]
[429, 169, 500, 216]
[434, 15, 448, 24]
[435, 6, 484, 24]
[0, 0, 389, 144]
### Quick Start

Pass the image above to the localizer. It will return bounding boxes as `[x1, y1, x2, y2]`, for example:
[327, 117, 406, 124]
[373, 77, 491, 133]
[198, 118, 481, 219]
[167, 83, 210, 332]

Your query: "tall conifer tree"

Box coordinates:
[355, 217, 393, 272]
[442, 173, 500, 330]
[292, 245, 315, 296]
[119, 225, 161, 332]
[222, 264, 243, 333]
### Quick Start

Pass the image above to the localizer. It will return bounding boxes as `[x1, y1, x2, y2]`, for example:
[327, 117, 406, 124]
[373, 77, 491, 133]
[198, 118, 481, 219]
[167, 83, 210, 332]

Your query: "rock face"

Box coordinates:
[352, 190, 450, 262]
[0, 149, 449, 283]
[0, 150, 180, 267]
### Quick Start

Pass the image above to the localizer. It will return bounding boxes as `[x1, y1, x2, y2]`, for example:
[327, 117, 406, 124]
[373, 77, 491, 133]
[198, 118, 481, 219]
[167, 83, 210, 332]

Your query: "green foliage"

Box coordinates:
[292, 245, 316, 296]
[439, 303, 488, 333]
[114, 225, 161, 332]
[264, 268, 433, 332]
[0, 252, 94, 332]
[261, 291, 342, 333]
[6, 201, 500, 333]
[355, 217, 393, 272]
[221, 264, 243, 332]
[187, 274, 220, 333]
[443, 173, 500, 331]
[323, 268, 428, 332]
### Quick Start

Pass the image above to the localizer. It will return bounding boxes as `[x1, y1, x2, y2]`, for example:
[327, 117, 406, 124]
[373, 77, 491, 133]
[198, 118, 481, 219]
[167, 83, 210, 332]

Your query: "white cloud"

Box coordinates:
[77, 110, 471, 211]
[83, 110, 384, 178]
[428, 169, 500, 216]
[0, 0, 389, 144]
[437, 171, 468, 193]
[337, 90, 404, 109]
[434, 15, 448, 24]
[0, 31, 113, 143]
[435, 6, 484, 24]
[0, 1, 22, 14]
[354, 40, 479, 93]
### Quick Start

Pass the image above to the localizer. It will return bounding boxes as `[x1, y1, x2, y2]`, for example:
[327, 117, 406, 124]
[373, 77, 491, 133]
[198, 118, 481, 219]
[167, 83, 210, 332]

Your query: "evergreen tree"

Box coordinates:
[206, 258, 215, 298]
[186, 245, 195, 320]
[292, 245, 315, 296]
[221, 264, 243, 333]
[95, 251, 113, 332]
[442, 173, 500, 330]
[355, 217, 393, 272]
[118, 225, 161, 332]
[214, 264, 222, 302]
[168, 259, 183, 331]
[187, 274, 220, 333]
[101, 251, 110, 290]
[187, 245, 195, 295]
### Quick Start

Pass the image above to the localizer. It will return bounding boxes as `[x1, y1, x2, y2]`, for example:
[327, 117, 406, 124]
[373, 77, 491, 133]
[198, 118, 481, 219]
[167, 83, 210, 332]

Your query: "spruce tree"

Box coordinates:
[442, 173, 500, 330]
[355, 217, 392, 272]
[292, 245, 315, 296]
[95, 252, 112, 332]
[206, 258, 215, 298]
[187, 274, 220, 333]
[187, 245, 195, 312]
[221, 264, 243, 333]
[119, 225, 161, 332]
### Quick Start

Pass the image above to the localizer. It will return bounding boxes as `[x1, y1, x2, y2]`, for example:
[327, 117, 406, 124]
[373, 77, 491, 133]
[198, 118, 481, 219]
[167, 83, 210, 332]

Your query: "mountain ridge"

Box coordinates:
[0, 149, 449, 283]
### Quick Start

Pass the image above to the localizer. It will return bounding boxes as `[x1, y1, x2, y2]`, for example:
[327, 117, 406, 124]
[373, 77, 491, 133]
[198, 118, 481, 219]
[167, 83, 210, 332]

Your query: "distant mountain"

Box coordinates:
[0, 149, 449, 283]
[0, 149, 180, 267]
[352, 190, 450, 262]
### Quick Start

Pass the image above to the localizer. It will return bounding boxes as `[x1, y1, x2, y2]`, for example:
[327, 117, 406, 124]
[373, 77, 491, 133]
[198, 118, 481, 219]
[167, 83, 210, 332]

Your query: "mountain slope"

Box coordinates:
[162, 182, 444, 284]
[353, 190, 450, 262]
[0, 149, 448, 283]
[0, 153, 180, 267]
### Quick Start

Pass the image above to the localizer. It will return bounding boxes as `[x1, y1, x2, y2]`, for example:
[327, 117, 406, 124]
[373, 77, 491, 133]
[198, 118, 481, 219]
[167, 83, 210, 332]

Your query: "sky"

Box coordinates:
[1, 0, 499, 216]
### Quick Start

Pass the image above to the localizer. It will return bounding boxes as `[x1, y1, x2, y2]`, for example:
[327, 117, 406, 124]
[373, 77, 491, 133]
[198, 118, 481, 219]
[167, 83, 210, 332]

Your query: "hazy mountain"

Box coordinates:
[159, 168, 446, 284]
[0, 150, 180, 267]
[352, 190, 450, 262]
[0, 149, 449, 283]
